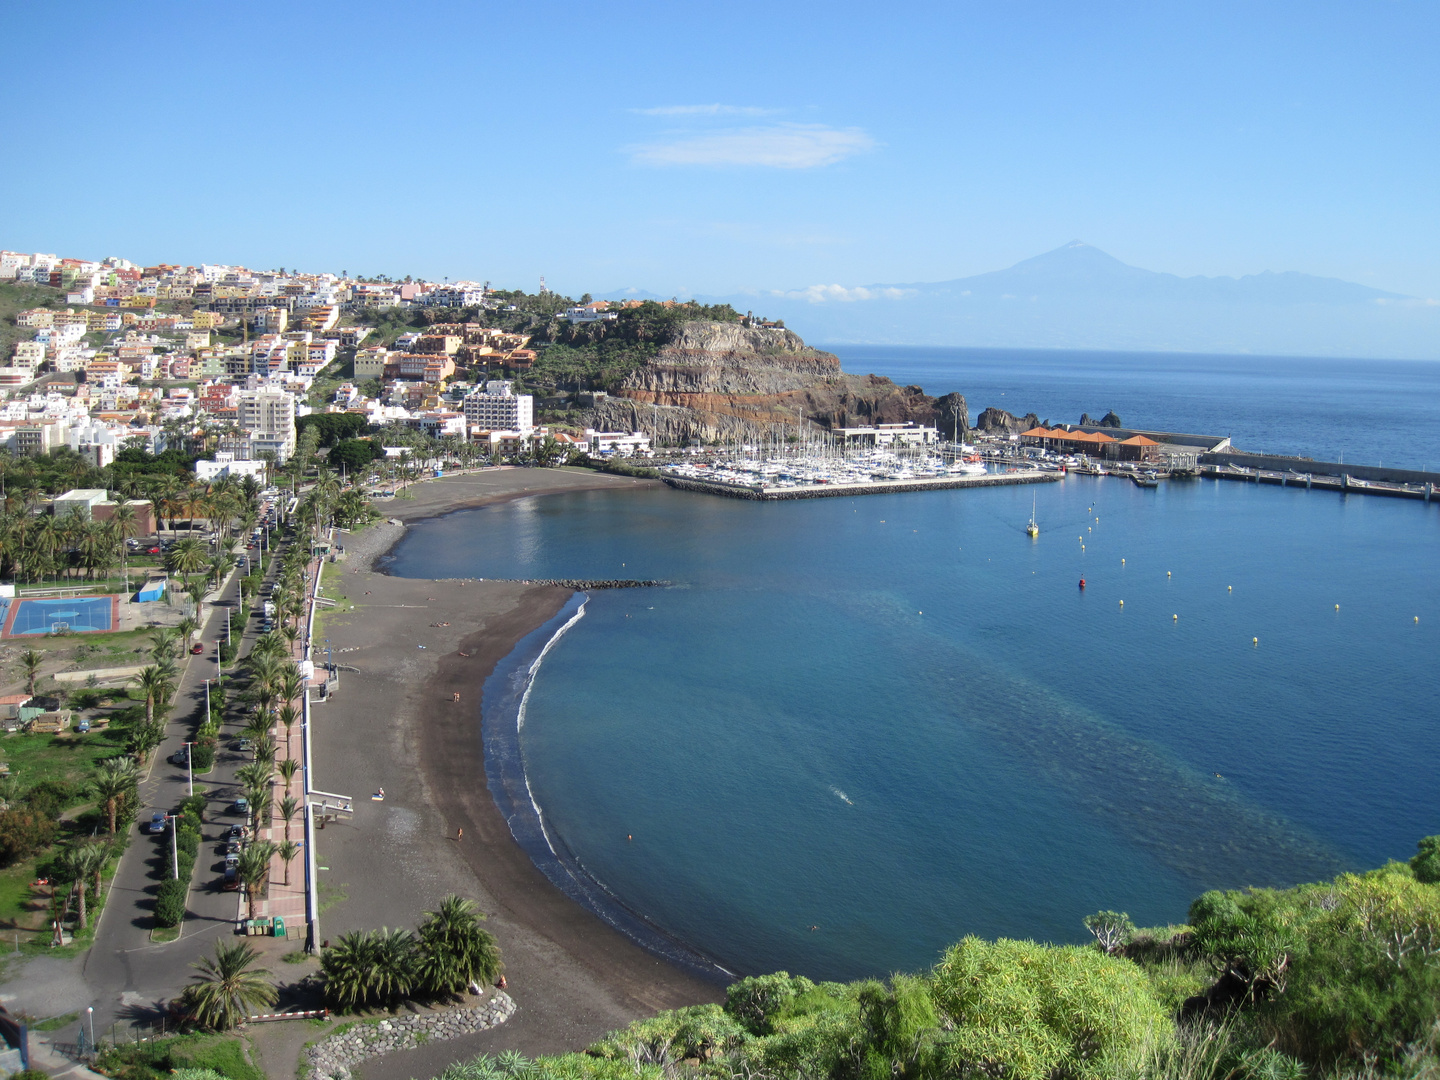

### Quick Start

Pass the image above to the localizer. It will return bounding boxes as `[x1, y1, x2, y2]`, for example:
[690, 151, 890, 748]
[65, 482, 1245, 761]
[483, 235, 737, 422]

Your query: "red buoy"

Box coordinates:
[1078, 578, 1086, 588]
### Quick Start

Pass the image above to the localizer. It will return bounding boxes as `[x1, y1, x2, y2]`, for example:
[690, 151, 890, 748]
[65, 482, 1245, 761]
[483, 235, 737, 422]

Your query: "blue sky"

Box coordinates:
[4, 0, 1437, 299]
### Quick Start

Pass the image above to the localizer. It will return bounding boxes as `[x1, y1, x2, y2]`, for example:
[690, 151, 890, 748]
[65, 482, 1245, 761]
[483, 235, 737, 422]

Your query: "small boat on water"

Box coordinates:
[1026, 495, 1039, 537]
[1132, 472, 1160, 488]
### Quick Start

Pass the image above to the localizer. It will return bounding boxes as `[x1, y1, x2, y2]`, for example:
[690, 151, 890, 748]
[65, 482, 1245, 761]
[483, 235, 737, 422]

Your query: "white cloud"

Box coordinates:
[629, 124, 875, 169]
[770, 284, 912, 303]
[631, 104, 777, 117]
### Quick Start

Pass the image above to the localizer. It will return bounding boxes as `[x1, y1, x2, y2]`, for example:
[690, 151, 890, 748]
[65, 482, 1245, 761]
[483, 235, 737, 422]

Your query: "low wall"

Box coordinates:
[1200, 452, 1440, 486]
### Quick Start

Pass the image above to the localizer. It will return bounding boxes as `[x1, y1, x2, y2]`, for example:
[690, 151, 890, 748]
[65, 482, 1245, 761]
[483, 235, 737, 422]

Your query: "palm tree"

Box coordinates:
[89, 757, 139, 835]
[276, 704, 299, 758]
[277, 839, 300, 886]
[252, 738, 276, 766]
[237, 841, 276, 922]
[82, 839, 110, 903]
[56, 846, 90, 930]
[168, 536, 208, 579]
[132, 665, 172, 727]
[67, 842, 109, 929]
[277, 757, 300, 790]
[176, 614, 200, 649]
[111, 500, 139, 591]
[235, 761, 272, 793]
[181, 940, 277, 1030]
[20, 649, 43, 696]
[149, 627, 178, 664]
[320, 930, 379, 1010]
[277, 794, 299, 842]
[279, 667, 305, 707]
[415, 894, 504, 996]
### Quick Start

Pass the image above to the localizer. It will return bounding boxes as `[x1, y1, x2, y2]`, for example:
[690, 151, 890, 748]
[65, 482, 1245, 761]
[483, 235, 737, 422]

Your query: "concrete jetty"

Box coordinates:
[663, 468, 1060, 501]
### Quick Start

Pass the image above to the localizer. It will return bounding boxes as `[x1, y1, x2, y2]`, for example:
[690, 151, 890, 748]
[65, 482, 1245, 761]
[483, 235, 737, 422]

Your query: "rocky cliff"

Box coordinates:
[584, 321, 968, 445]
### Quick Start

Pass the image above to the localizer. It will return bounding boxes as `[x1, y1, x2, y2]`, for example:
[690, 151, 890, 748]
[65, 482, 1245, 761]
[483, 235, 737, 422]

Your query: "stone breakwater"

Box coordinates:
[305, 991, 516, 1080]
[662, 471, 1061, 501]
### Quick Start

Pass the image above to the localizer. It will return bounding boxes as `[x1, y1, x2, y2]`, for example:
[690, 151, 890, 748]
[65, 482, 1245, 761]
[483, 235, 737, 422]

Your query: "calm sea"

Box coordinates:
[826, 345, 1440, 470]
[387, 348, 1440, 982]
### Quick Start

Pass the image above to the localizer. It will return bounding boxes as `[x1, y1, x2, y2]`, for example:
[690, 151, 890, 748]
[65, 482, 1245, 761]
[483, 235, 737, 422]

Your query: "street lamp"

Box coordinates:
[169, 814, 179, 879]
[87, 1006, 94, 1053]
[183, 740, 196, 797]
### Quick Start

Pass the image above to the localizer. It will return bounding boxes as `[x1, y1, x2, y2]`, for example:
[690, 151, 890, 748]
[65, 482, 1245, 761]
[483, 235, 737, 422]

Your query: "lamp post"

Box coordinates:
[183, 740, 195, 796]
[87, 1006, 94, 1054]
[169, 814, 178, 879]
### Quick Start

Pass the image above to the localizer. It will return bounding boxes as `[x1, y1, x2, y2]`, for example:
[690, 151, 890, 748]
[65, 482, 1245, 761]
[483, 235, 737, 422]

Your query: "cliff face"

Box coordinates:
[585, 321, 968, 444]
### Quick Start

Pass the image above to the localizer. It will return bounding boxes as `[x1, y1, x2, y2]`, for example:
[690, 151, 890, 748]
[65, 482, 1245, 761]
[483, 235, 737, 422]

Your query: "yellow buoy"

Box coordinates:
[1167, 571, 1172, 577]
[1253, 637, 1258, 645]
[1335, 604, 1340, 611]
[1173, 614, 1179, 620]
[1119, 600, 1124, 606]
[1121, 558, 1125, 565]
[1228, 585, 1232, 592]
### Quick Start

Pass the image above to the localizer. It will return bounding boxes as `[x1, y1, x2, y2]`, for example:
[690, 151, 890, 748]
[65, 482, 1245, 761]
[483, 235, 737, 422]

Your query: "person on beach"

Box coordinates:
[457, 827, 463, 841]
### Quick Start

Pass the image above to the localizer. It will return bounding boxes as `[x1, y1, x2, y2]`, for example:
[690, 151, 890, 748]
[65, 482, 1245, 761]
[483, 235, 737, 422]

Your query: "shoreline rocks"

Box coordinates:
[304, 991, 516, 1080]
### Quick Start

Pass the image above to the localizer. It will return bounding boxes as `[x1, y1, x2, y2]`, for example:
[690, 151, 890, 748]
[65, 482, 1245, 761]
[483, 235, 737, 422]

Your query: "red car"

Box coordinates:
[190, 643, 205, 655]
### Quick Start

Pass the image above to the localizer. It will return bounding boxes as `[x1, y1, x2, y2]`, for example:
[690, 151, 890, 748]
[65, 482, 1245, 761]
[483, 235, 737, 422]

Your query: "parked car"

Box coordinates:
[169, 748, 189, 766]
[236, 738, 253, 752]
[76, 718, 91, 733]
[224, 850, 240, 867]
[190, 642, 204, 654]
[222, 864, 239, 890]
[229, 797, 249, 815]
[226, 824, 245, 840]
[146, 811, 168, 834]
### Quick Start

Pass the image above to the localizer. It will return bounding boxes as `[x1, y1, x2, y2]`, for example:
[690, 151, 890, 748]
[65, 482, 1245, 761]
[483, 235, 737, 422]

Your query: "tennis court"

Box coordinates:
[5, 596, 118, 636]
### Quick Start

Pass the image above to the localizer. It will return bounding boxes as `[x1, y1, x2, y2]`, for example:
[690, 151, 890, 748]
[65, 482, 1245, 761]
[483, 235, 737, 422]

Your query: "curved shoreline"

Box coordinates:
[481, 592, 732, 984]
[319, 468, 718, 1078]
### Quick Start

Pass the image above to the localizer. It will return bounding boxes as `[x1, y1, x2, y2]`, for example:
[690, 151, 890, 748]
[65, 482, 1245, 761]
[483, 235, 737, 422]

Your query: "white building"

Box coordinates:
[463, 380, 533, 434]
[425, 285, 487, 307]
[195, 452, 268, 481]
[587, 429, 652, 456]
[236, 388, 297, 461]
[562, 305, 618, 325]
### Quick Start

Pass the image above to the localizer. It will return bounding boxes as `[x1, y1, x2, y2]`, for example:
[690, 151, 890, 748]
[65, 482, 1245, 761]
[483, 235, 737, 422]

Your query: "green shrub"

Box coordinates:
[929, 936, 1172, 1080]
[191, 743, 215, 772]
[155, 877, 188, 926]
[177, 828, 200, 858]
[178, 793, 207, 818]
[168, 1035, 265, 1080]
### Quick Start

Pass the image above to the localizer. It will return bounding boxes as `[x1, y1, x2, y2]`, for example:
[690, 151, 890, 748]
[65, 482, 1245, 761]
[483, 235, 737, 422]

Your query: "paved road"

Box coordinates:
[78, 547, 284, 1034]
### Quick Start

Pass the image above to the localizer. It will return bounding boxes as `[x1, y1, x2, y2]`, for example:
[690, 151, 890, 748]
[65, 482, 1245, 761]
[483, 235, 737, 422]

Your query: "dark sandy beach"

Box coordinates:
[309, 468, 720, 1080]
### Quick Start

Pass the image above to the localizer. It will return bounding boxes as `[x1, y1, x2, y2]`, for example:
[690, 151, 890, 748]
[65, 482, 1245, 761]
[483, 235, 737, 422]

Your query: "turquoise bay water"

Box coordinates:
[388, 476, 1440, 981]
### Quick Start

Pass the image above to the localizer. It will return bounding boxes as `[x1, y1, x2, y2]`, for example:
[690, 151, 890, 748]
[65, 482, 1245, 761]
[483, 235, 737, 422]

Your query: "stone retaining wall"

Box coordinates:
[305, 991, 516, 1080]
[662, 471, 1060, 501]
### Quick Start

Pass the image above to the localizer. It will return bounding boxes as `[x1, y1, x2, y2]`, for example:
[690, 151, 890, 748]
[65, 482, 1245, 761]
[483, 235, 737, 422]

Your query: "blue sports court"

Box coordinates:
[4, 596, 118, 636]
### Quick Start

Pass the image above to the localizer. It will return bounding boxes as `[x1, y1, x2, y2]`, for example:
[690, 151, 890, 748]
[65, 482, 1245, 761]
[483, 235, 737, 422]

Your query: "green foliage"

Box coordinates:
[179, 940, 277, 1031]
[724, 972, 818, 1036]
[178, 793, 207, 818]
[1084, 909, 1136, 954]
[1412, 835, 1440, 884]
[414, 894, 504, 994]
[928, 936, 1171, 1080]
[190, 743, 215, 771]
[297, 412, 371, 446]
[329, 438, 382, 471]
[95, 1033, 263, 1080]
[588, 1004, 748, 1064]
[155, 876, 188, 927]
[0, 807, 58, 864]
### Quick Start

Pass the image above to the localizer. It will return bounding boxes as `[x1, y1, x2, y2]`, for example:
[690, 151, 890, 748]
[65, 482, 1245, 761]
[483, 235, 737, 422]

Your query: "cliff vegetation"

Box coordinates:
[423, 840, 1440, 1080]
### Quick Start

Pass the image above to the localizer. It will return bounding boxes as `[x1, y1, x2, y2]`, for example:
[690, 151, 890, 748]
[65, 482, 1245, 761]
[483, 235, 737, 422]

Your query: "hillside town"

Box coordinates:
[0, 249, 652, 471]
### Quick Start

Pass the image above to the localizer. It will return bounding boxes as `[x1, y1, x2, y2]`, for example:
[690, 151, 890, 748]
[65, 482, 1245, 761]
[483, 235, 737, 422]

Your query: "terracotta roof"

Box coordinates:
[1120, 435, 1160, 446]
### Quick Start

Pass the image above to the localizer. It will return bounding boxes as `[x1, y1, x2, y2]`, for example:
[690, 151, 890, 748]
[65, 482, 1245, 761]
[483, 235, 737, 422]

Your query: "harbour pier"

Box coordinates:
[663, 468, 1060, 501]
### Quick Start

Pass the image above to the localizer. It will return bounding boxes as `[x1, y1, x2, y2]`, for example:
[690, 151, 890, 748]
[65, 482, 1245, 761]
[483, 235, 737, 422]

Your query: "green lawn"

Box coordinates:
[0, 725, 130, 792]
